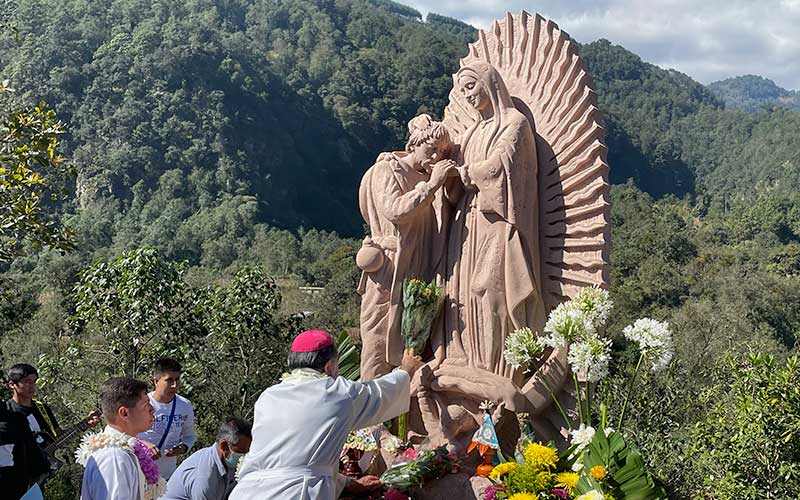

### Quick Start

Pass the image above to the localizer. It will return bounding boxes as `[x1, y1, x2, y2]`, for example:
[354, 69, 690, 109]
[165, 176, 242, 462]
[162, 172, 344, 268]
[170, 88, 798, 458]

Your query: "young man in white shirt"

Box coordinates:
[137, 358, 196, 480]
[81, 377, 155, 500]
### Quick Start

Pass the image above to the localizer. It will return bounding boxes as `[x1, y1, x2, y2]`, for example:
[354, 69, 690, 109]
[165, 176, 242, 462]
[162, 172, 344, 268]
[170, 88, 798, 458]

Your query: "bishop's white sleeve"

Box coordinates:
[335, 473, 350, 498]
[349, 369, 410, 430]
[80, 449, 140, 500]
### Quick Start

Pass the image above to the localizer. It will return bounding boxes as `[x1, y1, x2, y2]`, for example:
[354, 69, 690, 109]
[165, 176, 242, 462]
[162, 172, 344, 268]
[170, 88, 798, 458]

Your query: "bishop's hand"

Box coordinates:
[345, 475, 383, 494]
[399, 349, 424, 377]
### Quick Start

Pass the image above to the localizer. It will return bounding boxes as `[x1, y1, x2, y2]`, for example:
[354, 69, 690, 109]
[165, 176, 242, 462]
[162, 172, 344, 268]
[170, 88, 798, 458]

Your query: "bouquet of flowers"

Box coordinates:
[380, 445, 456, 492]
[484, 429, 666, 500]
[401, 277, 444, 354]
[496, 286, 671, 499]
[342, 426, 402, 477]
[345, 427, 381, 452]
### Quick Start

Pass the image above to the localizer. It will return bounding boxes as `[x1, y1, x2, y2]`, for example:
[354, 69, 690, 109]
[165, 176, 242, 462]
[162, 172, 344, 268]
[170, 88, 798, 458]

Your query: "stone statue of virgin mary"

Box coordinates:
[415, 12, 611, 451]
[438, 61, 546, 386]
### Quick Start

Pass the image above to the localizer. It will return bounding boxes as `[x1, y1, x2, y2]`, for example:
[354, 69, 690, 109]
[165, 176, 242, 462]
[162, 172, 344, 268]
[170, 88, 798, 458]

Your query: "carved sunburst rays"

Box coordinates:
[443, 11, 610, 308]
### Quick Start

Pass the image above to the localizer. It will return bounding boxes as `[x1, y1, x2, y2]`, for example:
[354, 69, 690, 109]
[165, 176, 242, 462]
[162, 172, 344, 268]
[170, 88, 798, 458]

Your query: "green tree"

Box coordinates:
[689, 354, 800, 499]
[186, 266, 301, 438]
[67, 247, 189, 379]
[0, 95, 74, 261]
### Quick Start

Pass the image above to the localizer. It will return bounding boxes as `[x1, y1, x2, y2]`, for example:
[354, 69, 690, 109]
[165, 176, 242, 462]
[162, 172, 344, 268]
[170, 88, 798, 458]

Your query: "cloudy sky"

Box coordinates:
[401, 0, 800, 90]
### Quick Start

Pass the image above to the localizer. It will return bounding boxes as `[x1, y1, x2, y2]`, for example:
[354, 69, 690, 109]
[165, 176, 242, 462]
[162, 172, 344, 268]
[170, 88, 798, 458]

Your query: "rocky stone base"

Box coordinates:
[408, 473, 491, 500]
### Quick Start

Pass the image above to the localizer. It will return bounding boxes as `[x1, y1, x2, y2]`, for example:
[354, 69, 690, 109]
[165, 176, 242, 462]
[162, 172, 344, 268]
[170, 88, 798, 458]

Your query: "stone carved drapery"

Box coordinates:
[355, 11, 610, 451]
[357, 115, 453, 382]
[425, 11, 610, 449]
[436, 61, 546, 386]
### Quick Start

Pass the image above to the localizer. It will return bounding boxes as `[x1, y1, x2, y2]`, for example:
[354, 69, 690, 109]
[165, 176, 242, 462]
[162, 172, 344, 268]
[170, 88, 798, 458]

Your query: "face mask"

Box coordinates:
[225, 451, 243, 468]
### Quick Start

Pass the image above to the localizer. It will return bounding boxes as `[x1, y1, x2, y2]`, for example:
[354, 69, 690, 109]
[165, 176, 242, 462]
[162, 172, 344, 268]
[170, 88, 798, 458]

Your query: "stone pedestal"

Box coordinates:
[408, 473, 491, 500]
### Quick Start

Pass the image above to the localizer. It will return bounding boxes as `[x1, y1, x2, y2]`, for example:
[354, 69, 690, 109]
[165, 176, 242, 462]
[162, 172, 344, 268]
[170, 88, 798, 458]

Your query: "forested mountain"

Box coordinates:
[3, 2, 800, 498]
[1, 0, 471, 247]
[709, 74, 800, 112]
[2, 0, 799, 251]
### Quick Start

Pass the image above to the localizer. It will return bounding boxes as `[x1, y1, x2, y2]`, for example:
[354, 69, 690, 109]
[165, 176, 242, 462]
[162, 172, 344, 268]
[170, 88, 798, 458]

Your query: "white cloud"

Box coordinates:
[402, 0, 800, 89]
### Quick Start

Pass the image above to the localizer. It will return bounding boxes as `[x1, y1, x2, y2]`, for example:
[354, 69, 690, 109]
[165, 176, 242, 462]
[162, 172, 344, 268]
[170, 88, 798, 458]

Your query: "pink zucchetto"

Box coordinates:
[290, 329, 334, 353]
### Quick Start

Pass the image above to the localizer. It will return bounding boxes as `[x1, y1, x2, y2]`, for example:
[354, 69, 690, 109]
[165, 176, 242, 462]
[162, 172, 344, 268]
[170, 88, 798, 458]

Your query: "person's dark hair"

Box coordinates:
[286, 344, 338, 372]
[7, 364, 38, 383]
[99, 377, 148, 417]
[216, 416, 252, 445]
[153, 357, 182, 377]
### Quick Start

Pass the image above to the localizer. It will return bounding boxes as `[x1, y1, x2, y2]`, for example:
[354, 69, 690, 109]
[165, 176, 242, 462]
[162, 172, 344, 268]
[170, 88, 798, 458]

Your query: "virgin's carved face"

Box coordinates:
[459, 74, 489, 113]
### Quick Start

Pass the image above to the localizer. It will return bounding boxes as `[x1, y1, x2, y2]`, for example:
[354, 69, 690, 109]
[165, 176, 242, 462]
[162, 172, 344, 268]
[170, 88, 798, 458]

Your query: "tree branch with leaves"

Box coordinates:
[1, 89, 74, 261]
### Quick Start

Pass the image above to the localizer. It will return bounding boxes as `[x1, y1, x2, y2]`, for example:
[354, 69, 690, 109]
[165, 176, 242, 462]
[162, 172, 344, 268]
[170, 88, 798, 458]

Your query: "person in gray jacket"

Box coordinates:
[162, 417, 251, 500]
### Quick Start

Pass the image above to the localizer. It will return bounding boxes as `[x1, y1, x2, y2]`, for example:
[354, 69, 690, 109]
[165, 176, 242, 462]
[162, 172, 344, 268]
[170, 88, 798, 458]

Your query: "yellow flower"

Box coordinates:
[505, 465, 553, 494]
[489, 462, 518, 479]
[508, 494, 537, 500]
[534, 471, 555, 490]
[524, 442, 559, 470]
[555, 471, 579, 491]
[590, 465, 606, 480]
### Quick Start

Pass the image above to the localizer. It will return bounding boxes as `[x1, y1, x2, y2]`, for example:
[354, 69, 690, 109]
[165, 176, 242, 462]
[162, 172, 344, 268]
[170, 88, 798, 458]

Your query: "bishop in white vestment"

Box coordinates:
[230, 329, 420, 500]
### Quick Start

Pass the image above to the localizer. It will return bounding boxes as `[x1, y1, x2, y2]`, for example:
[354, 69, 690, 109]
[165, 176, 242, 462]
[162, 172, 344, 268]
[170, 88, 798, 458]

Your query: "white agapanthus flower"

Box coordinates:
[623, 317, 674, 372]
[569, 424, 596, 452]
[572, 286, 613, 329]
[567, 337, 611, 382]
[503, 327, 545, 369]
[544, 301, 595, 348]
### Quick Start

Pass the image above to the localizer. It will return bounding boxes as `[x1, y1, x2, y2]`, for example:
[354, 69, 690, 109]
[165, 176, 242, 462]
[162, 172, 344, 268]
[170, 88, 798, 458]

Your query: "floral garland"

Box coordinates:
[133, 441, 162, 486]
[76, 430, 167, 500]
[235, 452, 248, 480]
[280, 367, 329, 384]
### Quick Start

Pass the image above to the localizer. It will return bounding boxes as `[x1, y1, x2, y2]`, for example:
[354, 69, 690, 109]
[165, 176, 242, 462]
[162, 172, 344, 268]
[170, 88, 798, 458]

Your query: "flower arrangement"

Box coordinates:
[496, 286, 671, 499]
[484, 432, 664, 500]
[342, 426, 402, 478]
[400, 277, 444, 354]
[380, 445, 456, 492]
[345, 427, 380, 452]
[483, 440, 572, 499]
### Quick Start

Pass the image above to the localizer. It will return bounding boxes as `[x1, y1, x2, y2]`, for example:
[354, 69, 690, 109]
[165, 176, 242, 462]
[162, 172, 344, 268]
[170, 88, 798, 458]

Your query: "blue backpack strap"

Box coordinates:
[156, 397, 178, 451]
